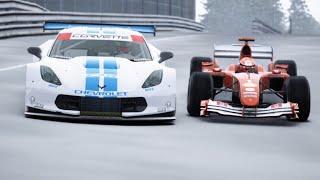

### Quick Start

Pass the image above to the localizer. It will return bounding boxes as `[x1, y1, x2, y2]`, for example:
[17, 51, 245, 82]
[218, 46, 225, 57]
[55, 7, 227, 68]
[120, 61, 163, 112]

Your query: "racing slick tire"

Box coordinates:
[284, 76, 310, 122]
[190, 57, 212, 76]
[187, 72, 214, 116]
[275, 60, 297, 76]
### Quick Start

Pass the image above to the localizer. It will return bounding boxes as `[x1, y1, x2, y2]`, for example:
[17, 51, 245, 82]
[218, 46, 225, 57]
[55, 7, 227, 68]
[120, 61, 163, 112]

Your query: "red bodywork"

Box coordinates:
[202, 38, 289, 107]
[200, 37, 298, 118]
[202, 61, 289, 107]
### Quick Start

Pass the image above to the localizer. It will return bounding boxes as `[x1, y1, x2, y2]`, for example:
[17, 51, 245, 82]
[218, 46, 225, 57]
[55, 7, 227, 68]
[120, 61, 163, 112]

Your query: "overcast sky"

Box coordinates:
[196, 0, 320, 22]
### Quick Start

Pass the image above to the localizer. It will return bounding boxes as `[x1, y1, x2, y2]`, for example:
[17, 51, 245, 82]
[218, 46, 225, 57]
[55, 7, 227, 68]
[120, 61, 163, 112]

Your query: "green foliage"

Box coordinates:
[289, 0, 320, 34]
[202, 0, 285, 33]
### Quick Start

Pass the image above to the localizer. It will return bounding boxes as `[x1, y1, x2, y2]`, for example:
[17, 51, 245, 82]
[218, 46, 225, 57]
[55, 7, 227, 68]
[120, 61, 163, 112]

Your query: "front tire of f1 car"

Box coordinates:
[187, 72, 214, 116]
[284, 76, 310, 122]
[190, 57, 212, 76]
[275, 60, 297, 76]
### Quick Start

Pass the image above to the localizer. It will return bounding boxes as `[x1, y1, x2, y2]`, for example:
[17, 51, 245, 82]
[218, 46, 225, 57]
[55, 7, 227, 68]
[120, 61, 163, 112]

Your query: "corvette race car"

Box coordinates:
[187, 37, 310, 121]
[25, 22, 176, 121]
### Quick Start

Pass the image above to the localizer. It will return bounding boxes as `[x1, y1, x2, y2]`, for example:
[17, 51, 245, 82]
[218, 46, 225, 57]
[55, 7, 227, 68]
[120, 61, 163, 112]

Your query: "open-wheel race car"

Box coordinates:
[187, 37, 310, 121]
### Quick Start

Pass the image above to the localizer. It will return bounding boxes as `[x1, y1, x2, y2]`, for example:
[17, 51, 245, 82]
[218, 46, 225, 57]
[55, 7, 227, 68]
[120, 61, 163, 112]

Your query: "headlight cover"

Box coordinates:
[142, 70, 163, 88]
[40, 65, 62, 86]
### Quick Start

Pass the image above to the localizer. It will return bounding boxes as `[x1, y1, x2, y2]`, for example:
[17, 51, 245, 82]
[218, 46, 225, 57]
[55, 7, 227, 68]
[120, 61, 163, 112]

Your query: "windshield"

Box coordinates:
[49, 39, 152, 61]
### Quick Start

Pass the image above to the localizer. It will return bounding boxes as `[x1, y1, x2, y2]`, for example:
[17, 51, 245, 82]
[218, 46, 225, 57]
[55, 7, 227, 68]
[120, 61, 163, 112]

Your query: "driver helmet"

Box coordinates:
[240, 57, 256, 67]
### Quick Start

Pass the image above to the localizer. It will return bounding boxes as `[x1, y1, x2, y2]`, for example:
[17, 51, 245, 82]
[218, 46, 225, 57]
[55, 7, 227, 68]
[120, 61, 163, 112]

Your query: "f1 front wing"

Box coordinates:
[201, 100, 299, 118]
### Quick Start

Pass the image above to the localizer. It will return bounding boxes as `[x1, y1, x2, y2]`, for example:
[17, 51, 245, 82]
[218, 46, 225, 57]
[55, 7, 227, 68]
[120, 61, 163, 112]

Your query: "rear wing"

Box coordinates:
[43, 22, 157, 36]
[214, 44, 273, 60]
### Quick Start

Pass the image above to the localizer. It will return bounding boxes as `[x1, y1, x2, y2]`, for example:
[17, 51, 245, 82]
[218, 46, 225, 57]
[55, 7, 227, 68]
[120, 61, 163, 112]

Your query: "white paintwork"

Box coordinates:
[25, 27, 176, 119]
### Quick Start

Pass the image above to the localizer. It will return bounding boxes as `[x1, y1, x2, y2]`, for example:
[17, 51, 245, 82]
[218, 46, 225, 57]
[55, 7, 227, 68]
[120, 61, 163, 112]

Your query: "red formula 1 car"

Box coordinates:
[187, 37, 310, 121]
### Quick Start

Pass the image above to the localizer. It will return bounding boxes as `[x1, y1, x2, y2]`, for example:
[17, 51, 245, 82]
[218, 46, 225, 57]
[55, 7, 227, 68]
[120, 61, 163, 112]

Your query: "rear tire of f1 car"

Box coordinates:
[190, 57, 212, 76]
[284, 76, 310, 122]
[275, 60, 297, 76]
[187, 72, 214, 116]
[189, 57, 223, 88]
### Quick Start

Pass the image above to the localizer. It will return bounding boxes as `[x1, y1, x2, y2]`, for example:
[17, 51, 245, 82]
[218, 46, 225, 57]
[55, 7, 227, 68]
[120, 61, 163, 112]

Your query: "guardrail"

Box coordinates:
[0, 0, 48, 12]
[0, 1, 204, 38]
[252, 18, 282, 34]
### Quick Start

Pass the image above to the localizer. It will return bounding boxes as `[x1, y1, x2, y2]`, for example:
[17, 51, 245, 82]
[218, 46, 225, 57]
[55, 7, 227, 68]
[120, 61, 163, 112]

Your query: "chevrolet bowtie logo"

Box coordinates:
[98, 85, 106, 89]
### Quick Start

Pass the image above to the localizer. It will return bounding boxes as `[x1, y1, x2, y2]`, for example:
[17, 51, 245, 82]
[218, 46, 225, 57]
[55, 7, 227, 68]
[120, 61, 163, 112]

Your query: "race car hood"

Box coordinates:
[41, 56, 162, 96]
[234, 72, 260, 107]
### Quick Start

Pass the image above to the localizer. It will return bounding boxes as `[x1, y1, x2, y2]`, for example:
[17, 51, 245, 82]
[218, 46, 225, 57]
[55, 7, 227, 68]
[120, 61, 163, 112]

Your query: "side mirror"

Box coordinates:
[159, 51, 173, 63]
[27, 47, 42, 59]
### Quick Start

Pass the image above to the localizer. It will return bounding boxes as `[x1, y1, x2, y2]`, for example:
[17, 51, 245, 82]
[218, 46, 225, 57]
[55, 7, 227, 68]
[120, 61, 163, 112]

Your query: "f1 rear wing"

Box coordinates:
[214, 44, 273, 60]
[43, 22, 157, 36]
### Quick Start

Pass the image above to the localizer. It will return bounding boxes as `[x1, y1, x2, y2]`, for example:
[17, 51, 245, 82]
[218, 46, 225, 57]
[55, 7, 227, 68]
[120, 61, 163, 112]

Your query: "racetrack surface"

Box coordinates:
[0, 33, 319, 180]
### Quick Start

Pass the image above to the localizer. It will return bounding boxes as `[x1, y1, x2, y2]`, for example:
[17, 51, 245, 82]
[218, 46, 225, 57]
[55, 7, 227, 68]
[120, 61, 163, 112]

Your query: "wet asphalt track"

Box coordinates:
[0, 32, 319, 180]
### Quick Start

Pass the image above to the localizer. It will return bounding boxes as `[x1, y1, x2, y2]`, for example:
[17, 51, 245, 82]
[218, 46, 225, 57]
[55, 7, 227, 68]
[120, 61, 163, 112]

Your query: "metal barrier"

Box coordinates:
[252, 18, 282, 34]
[0, 0, 204, 38]
[0, 0, 47, 12]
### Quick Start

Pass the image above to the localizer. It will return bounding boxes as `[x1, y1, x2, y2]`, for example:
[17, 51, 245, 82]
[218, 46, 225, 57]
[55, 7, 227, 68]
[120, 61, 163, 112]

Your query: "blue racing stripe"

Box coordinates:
[103, 59, 118, 92]
[104, 59, 118, 69]
[85, 58, 99, 69]
[86, 75, 99, 91]
[85, 57, 99, 91]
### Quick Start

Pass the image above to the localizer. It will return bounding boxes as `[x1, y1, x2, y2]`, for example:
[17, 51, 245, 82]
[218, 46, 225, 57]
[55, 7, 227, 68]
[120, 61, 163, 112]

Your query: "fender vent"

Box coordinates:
[55, 95, 80, 111]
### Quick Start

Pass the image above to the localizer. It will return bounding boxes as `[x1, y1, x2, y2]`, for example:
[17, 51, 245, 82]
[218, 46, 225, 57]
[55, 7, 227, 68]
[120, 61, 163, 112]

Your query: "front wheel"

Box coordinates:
[187, 72, 214, 116]
[284, 76, 310, 122]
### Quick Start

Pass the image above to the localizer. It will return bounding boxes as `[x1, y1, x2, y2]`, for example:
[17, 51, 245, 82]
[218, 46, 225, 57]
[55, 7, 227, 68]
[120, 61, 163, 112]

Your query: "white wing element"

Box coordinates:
[214, 44, 273, 60]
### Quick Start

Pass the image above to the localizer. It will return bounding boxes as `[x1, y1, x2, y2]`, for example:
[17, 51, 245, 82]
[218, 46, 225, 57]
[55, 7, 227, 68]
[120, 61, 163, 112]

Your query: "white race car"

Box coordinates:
[25, 22, 176, 122]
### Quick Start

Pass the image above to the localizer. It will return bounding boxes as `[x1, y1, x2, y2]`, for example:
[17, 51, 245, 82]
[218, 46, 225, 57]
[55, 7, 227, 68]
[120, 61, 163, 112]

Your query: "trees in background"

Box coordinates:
[202, 0, 249, 33]
[202, 0, 320, 34]
[202, 0, 285, 33]
[252, 0, 285, 32]
[289, 0, 320, 34]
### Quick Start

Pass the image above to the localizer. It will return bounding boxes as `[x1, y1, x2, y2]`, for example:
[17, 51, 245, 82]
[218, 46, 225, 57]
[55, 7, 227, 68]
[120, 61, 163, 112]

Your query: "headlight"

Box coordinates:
[142, 70, 163, 88]
[40, 65, 62, 85]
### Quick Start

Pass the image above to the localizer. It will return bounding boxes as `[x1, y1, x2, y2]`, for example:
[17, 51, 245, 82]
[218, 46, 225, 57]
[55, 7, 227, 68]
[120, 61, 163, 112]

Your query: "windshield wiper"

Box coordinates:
[51, 55, 71, 59]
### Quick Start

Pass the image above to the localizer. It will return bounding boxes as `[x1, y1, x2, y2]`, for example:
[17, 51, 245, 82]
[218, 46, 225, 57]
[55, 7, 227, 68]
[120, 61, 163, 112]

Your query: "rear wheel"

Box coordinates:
[187, 72, 214, 116]
[190, 57, 212, 76]
[274, 60, 297, 76]
[284, 76, 310, 122]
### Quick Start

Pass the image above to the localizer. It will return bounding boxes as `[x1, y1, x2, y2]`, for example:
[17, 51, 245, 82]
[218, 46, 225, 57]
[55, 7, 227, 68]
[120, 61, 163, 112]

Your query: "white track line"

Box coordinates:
[0, 64, 27, 72]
